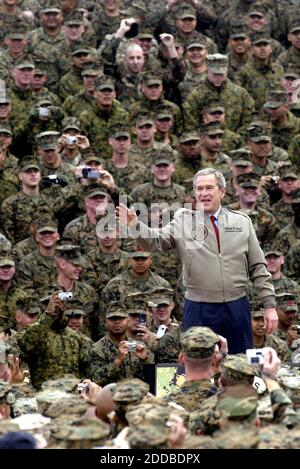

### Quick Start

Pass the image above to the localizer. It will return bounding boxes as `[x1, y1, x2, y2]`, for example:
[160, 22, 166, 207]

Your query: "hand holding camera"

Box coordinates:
[78, 379, 101, 405]
[46, 292, 67, 319]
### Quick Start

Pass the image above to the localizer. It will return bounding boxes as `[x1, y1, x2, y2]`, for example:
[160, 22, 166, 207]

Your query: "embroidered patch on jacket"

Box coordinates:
[224, 226, 243, 232]
[191, 224, 208, 241]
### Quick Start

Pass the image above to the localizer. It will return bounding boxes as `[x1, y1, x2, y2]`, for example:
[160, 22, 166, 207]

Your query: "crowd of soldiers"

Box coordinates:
[2, 0, 300, 450]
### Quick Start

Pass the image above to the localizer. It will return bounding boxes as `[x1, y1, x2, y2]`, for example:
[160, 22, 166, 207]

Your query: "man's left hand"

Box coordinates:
[264, 307, 278, 335]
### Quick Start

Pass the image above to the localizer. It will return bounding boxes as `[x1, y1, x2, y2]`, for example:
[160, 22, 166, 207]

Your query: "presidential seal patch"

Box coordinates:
[191, 224, 208, 241]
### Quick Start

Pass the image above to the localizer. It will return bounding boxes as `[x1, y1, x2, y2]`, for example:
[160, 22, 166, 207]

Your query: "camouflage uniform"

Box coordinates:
[62, 214, 98, 254]
[163, 327, 219, 410]
[270, 198, 294, 231]
[105, 158, 148, 194]
[12, 237, 37, 263]
[221, 128, 244, 155]
[183, 71, 255, 138]
[174, 133, 204, 196]
[58, 66, 85, 103]
[102, 253, 171, 307]
[288, 134, 300, 166]
[0, 278, 28, 330]
[27, 28, 72, 93]
[179, 68, 206, 102]
[130, 182, 186, 210]
[17, 312, 93, 389]
[80, 99, 130, 159]
[0, 154, 19, 208]
[16, 249, 58, 296]
[82, 247, 128, 291]
[91, 305, 152, 386]
[92, 9, 127, 46]
[235, 56, 283, 111]
[274, 222, 300, 255]
[271, 113, 300, 151]
[128, 141, 168, 171]
[129, 95, 183, 136]
[227, 201, 278, 246]
[1, 161, 80, 244]
[62, 89, 96, 117]
[276, 47, 300, 75]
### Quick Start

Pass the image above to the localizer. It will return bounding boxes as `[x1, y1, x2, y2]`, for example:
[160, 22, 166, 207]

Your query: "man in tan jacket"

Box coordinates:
[116, 168, 278, 353]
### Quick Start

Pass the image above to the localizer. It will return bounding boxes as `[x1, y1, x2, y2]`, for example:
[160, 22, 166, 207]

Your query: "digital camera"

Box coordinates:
[126, 341, 138, 352]
[156, 324, 168, 339]
[82, 167, 101, 179]
[67, 136, 77, 145]
[58, 292, 73, 301]
[246, 348, 265, 365]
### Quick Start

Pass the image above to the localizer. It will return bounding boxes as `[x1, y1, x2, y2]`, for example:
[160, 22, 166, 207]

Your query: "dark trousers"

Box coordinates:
[183, 296, 253, 354]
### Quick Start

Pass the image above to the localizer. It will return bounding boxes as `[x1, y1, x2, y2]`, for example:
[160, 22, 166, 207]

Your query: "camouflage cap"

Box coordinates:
[124, 291, 148, 313]
[248, 124, 271, 142]
[217, 384, 258, 419]
[126, 401, 171, 426]
[106, 303, 128, 319]
[153, 146, 176, 165]
[62, 117, 80, 132]
[37, 97, 52, 107]
[206, 54, 228, 74]
[81, 149, 104, 165]
[111, 378, 149, 405]
[0, 256, 15, 268]
[0, 380, 15, 405]
[52, 417, 110, 449]
[64, 306, 85, 317]
[81, 67, 100, 77]
[230, 148, 253, 166]
[177, 5, 196, 20]
[128, 251, 152, 259]
[178, 131, 200, 143]
[180, 326, 219, 358]
[17, 156, 40, 172]
[283, 65, 299, 79]
[14, 60, 35, 70]
[70, 43, 91, 56]
[250, 31, 272, 45]
[148, 287, 174, 307]
[250, 304, 265, 318]
[199, 121, 224, 136]
[41, 0, 61, 14]
[12, 397, 39, 417]
[202, 100, 225, 115]
[64, 9, 84, 26]
[41, 375, 80, 393]
[15, 297, 40, 315]
[186, 35, 208, 49]
[109, 124, 130, 139]
[124, 2, 147, 17]
[141, 72, 162, 87]
[221, 354, 258, 384]
[0, 123, 12, 136]
[248, 2, 268, 16]
[263, 245, 282, 257]
[236, 172, 260, 188]
[6, 21, 29, 40]
[127, 421, 169, 449]
[135, 113, 155, 127]
[215, 426, 259, 449]
[278, 163, 298, 180]
[36, 131, 60, 150]
[83, 183, 110, 199]
[36, 218, 58, 234]
[95, 75, 115, 91]
[155, 106, 173, 120]
[280, 376, 300, 403]
[229, 20, 249, 39]
[275, 292, 298, 312]
[289, 17, 300, 34]
[55, 244, 85, 266]
[137, 27, 153, 39]
[263, 90, 288, 109]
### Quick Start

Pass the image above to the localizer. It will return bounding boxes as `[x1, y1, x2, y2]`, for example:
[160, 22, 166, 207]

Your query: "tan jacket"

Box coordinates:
[131, 207, 275, 307]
